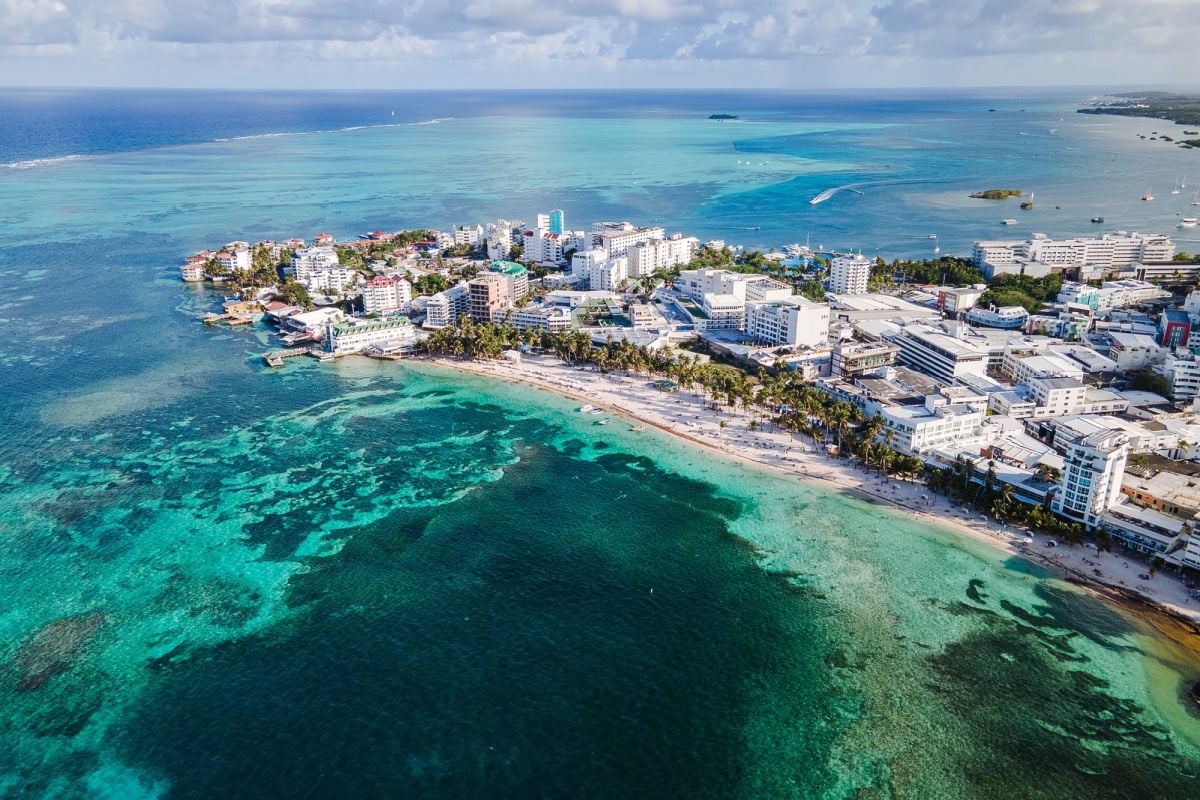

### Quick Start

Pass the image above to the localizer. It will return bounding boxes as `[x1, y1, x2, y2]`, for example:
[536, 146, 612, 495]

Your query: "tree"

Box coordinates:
[1128, 371, 1171, 398]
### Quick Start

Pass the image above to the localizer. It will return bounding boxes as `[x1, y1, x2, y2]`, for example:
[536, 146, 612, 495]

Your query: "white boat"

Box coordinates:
[578, 404, 594, 412]
[597, 418, 611, 425]
[1181, 218, 1199, 228]
[1192, 190, 1200, 206]
[1142, 188, 1154, 201]
[1002, 218, 1017, 225]
[589, 408, 604, 415]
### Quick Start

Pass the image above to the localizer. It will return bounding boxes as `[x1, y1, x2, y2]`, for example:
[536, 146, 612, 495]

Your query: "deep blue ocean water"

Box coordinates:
[3, 89, 1200, 798]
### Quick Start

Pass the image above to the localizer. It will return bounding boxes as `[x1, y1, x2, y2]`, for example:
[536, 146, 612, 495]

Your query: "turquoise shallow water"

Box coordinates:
[4, 90, 1200, 798]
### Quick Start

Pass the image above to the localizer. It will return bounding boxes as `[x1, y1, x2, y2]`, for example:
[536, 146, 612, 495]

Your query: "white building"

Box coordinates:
[964, 305, 1029, 329]
[746, 298, 830, 347]
[589, 257, 629, 292]
[361, 275, 413, 315]
[880, 394, 985, 455]
[1163, 353, 1200, 402]
[594, 226, 664, 259]
[1107, 332, 1165, 371]
[626, 234, 697, 278]
[974, 232, 1175, 273]
[453, 224, 484, 248]
[302, 267, 358, 295]
[291, 247, 340, 281]
[521, 228, 568, 264]
[1027, 376, 1088, 417]
[828, 254, 871, 295]
[326, 317, 417, 355]
[895, 324, 989, 384]
[510, 306, 574, 333]
[215, 249, 251, 273]
[700, 293, 745, 330]
[1052, 430, 1129, 528]
[423, 284, 470, 329]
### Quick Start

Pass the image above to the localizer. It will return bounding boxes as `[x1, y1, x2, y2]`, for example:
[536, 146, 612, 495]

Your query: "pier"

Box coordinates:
[263, 347, 320, 367]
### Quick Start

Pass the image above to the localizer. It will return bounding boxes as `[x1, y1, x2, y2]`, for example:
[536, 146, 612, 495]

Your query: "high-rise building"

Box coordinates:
[1052, 430, 1129, 528]
[468, 272, 510, 323]
[828, 255, 871, 295]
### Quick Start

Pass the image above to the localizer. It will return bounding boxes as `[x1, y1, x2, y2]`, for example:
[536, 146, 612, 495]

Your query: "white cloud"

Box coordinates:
[0, 0, 1195, 86]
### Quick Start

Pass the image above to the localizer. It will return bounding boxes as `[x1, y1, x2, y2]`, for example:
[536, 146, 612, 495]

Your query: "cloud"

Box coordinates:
[0, 0, 1196, 85]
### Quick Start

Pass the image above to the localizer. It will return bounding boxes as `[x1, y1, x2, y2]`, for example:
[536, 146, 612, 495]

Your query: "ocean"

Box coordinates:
[2, 88, 1200, 798]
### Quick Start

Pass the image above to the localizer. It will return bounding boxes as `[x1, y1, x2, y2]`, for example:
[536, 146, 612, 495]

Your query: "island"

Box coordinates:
[708, 114, 738, 120]
[969, 189, 1023, 200]
[1078, 92, 1200, 127]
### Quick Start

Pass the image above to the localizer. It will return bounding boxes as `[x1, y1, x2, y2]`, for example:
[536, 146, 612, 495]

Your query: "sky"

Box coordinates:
[0, 0, 1197, 90]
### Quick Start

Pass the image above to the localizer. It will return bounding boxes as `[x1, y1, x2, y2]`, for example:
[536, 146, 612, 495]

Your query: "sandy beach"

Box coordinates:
[421, 352, 1200, 637]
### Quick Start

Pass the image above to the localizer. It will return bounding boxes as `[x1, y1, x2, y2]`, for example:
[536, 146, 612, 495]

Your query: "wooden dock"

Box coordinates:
[203, 312, 255, 326]
[263, 347, 317, 367]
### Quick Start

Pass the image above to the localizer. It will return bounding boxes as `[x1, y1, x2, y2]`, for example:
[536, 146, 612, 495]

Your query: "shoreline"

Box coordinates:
[416, 352, 1200, 647]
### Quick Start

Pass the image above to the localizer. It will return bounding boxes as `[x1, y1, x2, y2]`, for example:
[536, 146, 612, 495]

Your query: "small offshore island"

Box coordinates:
[184, 211, 1200, 650]
[969, 189, 1023, 200]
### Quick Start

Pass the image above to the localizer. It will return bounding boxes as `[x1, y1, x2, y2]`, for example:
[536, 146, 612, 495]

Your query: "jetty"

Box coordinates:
[203, 312, 255, 326]
[263, 347, 320, 367]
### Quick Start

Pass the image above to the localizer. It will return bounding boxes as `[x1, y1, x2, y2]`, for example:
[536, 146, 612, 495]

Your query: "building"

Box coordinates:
[489, 261, 529, 300]
[964, 305, 1029, 329]
[1052, 430, 1129, 528]
[745, 298, 830, 347]
[423, 284, 470, 329]
[453, 224, 484, 248]
[215, 249, 251, 274]
[895, 324, 989, 384]
[828, 255, 871, 295]
[938, 286, 985, 314]
[626, 235, 697, 278]
[326, 317, 417, 355]
[301, 267, 358, 295]
[468, 272, 510, 323]
[1163, 353, 1200, 402]
[1107, 332, 1165, 371]
[536, 210, 564, 235]
[510, 306, 573, 333]
[361, 275, 412, 315]
[1027, 376, 1087, 417]
[880, 394, 985, 455]
[974, 232, 1175, 273]
[1159, 309, 1191, 349]
[831, 341, 899, 377]
[291, 247, 340, 281]
[700, 293, 746, 330]
[589, 257, 628, 292]
[594, 226, 664, 259]
[181, 257, 206, 281]
[521, 228, 568, 264]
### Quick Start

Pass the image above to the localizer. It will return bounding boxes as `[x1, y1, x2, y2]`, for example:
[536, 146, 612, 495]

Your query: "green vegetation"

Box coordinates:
[1078, 92, 1200, 127]
[868, 256, 983, 291]
[969, 189, 1023, 200]
[978, 273, 1064, 313]
[413, 273, 450, 296]
[1128, 372, 1171, 398]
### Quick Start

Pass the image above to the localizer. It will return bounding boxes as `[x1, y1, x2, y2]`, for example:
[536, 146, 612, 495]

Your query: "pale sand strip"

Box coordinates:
[420, 353, 1200, 630]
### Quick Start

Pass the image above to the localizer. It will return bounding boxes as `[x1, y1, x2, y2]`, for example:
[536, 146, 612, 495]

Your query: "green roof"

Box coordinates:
[489, 260, 527, 277]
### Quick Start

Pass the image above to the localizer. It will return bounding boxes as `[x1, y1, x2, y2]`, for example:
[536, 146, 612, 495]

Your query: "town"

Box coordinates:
[182, 214, 1200, 595]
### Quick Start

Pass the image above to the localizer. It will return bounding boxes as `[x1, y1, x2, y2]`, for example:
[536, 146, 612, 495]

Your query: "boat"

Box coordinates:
[1192, 190, 1200, 206]
[597, 418, 611, 425]
[1142, 188, 1154, 201]
[1181, 218, 1199, 229]
[1020, 193, 1034, 210]
[578, 404, 594, 412]
[1002, 218, 1017, 225]
[629, 425, 646, 432]
[589, 408, 604, 415]
[1091, 216, 1104, 223]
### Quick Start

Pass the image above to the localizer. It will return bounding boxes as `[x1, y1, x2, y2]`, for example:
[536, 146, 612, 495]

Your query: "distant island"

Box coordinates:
[969, 189, 1023, 200]
[708, 114, 738, 120]
[1078, 92, 1200, 127]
